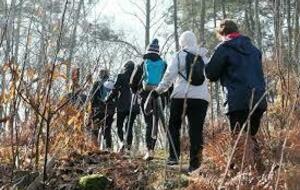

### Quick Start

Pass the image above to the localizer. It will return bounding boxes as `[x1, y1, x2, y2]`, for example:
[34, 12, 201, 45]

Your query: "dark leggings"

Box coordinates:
[92, 112, 114, 148]
[116, 111, 138, 148]
[228, 109, 265, 136]
[141, 91, 159, 150]
[168, 98, 208, 169]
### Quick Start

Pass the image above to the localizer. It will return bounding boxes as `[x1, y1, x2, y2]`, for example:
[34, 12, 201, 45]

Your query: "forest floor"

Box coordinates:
[0, 148, 192, 190]
[1, 120, 300, 190]
[1, 96, 300, 189]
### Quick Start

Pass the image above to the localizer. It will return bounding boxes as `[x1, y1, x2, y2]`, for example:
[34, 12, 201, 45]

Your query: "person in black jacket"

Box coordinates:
[206, 19, 267, 137]
[130, 39, 167, 160]
[106, 61, 139, 153]
[89, 69, 115, 150]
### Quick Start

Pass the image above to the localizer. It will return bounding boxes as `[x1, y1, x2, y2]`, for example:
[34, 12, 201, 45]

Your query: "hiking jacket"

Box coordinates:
[107, 63, 139, 113]
[155, 31, 209, 101]
[155, 48, 210, 101]
[205, 35, 267, 113]
[130, 53, 167, 94]
[90, 79, 115, 114]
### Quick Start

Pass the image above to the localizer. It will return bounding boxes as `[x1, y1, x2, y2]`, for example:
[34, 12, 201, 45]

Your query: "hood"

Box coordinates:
[179, 31, 198, 51]
[223, 35, 254, 55]
[143, 53, 161, 61]
[123, 61, 135, 74]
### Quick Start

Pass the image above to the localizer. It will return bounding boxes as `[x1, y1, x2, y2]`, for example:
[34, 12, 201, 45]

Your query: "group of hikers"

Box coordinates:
[71, 19, 267, 173]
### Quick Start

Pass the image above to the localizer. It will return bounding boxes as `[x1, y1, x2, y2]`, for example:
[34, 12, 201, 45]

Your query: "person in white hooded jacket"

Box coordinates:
[154, 31, 209, 172]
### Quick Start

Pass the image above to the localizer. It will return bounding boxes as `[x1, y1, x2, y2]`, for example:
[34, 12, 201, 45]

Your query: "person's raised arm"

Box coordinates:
[156, 54, 178, 94]
[205, 46, 227, 82]
[130, 63, 143, 93]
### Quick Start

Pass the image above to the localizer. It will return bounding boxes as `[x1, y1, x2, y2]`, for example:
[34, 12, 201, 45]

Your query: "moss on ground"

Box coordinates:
[78, 174, 112, 190]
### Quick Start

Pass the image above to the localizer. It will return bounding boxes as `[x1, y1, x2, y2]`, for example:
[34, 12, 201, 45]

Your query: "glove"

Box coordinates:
[151, 90, 159, 99]
[105, 95, 113, 103]
[130, 85, 138, 94]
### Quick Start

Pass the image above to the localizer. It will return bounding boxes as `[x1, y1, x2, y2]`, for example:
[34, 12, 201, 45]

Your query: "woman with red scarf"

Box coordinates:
[206, 19, 267, 136]
[205, 20, 267, 171]
[205, 19, 267, 172]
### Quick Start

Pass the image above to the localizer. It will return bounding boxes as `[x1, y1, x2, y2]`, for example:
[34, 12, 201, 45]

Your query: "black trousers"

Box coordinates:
[92, 112, 114, 149]
[141, 91, 158, 150]
[228, 109, 265, 136]
[228, 109, 266, 172]
[168, 98, 208, 169]
[116, 111, 138, 148]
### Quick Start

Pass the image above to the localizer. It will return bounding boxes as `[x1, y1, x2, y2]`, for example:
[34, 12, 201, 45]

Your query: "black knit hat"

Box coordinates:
[146, 39, 160, 55]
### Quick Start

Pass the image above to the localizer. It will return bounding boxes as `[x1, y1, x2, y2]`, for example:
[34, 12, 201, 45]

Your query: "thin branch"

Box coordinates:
[128, 0, 146, 16]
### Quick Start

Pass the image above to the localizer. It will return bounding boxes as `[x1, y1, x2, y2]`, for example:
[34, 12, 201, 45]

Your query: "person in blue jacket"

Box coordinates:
[205, 19, 267, 143]
[130, 39, 167, 160]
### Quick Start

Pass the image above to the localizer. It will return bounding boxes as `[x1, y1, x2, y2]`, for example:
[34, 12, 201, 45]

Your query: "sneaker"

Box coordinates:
[166, 158, 179, 165]
[143, 150, 154, 161]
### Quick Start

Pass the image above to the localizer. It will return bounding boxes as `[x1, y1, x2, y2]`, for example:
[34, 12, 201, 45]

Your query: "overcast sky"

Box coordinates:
[91, 0, 173, 52]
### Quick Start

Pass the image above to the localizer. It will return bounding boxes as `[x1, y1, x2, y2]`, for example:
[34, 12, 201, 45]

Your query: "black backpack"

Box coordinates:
[177, 50, 205, 86]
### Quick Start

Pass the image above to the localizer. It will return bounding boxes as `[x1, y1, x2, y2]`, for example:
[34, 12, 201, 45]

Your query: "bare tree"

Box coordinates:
[66, 0, 84, 87]
[173, 0, 179, 51]
[294, 0, 300, 70]
[199, 0, 205, 43]
[145, 0, 150, 49]
[254, 0, 262, 49]
[221, 0, 227, 19]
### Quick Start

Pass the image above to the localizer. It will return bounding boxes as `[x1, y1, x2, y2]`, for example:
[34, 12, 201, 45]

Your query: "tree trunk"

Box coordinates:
[254, 0, 262, 49]
[274, 0, 281, 68]
[145, 0, 151, 49]
[214, 0, 221, 116]
[173, 0, 179, 51]
[66, 0, 84, 88]
[294, 0, 300, 71]
[199, 0, 205, 43]
[248, 0, 255, 40]
[191, 0, 195, 31]
[37, 0, 47, 69]
[13, 0, 23, 65]
[221, 0, 227, 19]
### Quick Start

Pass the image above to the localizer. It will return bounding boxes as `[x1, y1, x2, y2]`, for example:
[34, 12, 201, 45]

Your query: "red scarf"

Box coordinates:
[225, 32, 241, 40]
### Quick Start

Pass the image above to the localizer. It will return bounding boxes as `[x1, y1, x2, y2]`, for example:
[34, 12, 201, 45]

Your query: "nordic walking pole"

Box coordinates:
[123, 92, 137, 155]
[151, 95, 159, 140]
[98, 104, 108, 150]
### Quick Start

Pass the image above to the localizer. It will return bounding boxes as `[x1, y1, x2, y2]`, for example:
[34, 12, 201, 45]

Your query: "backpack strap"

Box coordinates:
[177, 51, 188, 81]
[177, 50, 200, 82]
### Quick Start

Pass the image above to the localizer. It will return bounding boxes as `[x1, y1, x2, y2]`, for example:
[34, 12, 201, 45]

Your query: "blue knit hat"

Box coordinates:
[146, 39, 160, 54]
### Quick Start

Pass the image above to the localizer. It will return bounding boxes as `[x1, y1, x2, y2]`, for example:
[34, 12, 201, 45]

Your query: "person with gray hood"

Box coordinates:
[153, 31, 209, 172]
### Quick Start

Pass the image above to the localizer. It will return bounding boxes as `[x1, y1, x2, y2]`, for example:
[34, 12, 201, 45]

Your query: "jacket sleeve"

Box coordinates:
[89, 82, 99, 99]
[205, 45, 227, 82]
[130, 63, 144, 93]
[156, 55, 178, 94]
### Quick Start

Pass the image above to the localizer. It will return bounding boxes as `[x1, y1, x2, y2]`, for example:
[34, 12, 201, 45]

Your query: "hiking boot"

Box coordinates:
[188, 166, 198, 173]
[118, 142, 126, 153]
[143, 150, 154, 161]
[166, 158, 179, 165]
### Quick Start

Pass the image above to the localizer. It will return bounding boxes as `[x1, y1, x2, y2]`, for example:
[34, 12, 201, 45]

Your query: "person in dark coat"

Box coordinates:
[89, 69, 115, 150]
[205, 19, 267, 137]
[106, 61, 139, 152]
[64, 68, 87, 108]
[130, 39, 167, 160]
